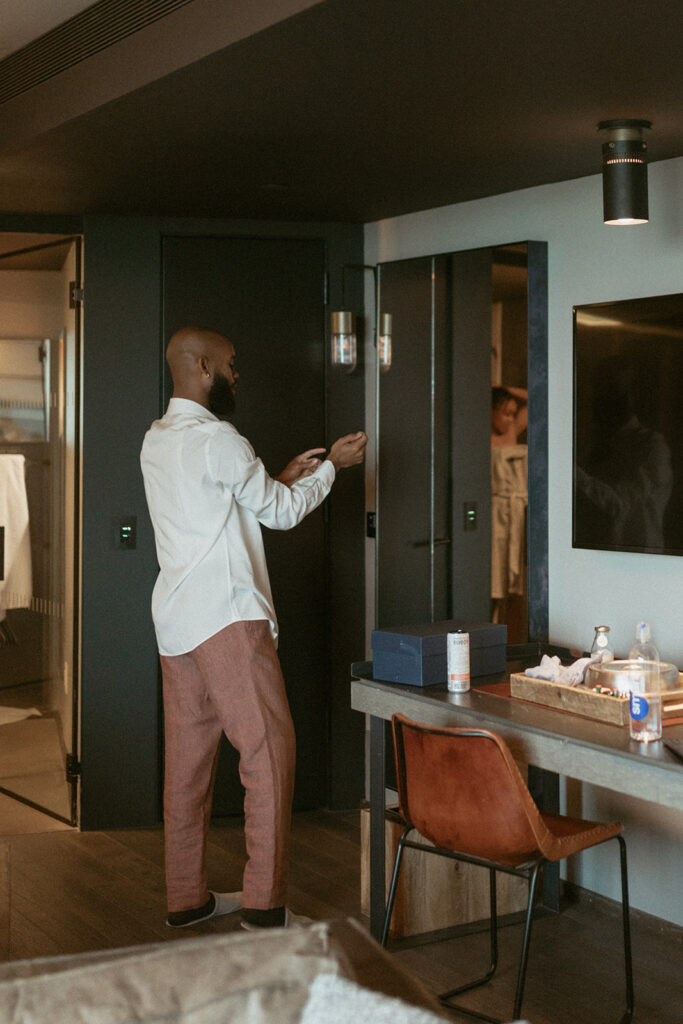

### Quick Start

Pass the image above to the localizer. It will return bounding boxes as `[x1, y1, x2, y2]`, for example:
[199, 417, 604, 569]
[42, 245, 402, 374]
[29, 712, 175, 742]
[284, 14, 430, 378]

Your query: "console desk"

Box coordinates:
[351, 662, 683, 941]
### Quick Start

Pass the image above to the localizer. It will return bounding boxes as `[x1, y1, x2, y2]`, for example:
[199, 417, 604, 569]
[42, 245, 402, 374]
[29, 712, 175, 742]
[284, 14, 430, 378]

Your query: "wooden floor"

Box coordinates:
[1, 799, 682, 1024]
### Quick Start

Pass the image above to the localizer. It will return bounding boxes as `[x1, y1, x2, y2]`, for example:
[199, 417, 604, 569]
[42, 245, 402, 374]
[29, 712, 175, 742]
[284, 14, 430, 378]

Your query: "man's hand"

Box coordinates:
[326, 431, 368, 471]
[276, 448, 326, 487]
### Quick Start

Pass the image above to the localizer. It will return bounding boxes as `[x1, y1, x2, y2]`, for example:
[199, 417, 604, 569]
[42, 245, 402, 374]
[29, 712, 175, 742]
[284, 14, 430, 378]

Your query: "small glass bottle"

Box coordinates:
[590, 625, 614, 663]
[629, 621, 659, 662]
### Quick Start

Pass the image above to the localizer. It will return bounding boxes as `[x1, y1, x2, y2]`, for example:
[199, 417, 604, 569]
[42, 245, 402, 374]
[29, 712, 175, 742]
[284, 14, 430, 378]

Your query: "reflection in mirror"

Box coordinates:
[376, 242, 547, 645]
[573, 293, 683, 556]
[0, 338, 49, 442]
[491, 246, 528, 642]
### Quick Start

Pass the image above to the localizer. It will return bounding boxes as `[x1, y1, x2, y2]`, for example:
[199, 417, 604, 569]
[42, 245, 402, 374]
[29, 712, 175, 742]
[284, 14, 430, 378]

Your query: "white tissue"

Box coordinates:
[558, 656, 595, 686]
[524, 654, 562, 681]
[525, 654, 598, 687]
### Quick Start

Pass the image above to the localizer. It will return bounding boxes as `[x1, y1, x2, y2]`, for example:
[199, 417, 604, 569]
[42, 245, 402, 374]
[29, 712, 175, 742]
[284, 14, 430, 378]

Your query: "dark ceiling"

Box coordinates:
[0, 233, 76, 268]
[0, 0, 681, 224]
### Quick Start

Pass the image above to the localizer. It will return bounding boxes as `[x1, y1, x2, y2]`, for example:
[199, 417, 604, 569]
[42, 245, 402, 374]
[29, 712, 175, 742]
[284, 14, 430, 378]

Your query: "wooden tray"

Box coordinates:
[509, 672, 630, 725]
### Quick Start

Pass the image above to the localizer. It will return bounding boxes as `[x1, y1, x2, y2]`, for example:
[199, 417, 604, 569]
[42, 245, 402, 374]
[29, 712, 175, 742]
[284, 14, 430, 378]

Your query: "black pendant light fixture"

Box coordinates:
[598, 118, 652, 225]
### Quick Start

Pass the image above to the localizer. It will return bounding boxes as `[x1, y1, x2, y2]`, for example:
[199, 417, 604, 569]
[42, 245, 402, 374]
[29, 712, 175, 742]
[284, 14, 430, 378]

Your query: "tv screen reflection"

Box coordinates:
[573, 292, 683, 556]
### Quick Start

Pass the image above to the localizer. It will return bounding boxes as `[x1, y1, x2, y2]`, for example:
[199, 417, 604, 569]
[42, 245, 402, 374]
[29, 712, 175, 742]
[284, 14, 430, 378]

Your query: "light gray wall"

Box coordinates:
[363, 156, 683, 926]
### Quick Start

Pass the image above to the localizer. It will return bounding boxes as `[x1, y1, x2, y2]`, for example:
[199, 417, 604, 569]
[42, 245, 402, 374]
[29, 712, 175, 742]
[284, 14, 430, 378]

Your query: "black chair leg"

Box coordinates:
[439, 867, 500, 1007]
[511, 860, 542, 1020]
[381, 827, 410, 946]
[616, 834, 635, 1023]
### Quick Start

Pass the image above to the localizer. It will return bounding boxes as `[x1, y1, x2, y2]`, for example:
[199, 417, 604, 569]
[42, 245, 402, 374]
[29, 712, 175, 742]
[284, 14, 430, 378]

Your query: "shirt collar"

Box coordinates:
[167, 397, 217, 421]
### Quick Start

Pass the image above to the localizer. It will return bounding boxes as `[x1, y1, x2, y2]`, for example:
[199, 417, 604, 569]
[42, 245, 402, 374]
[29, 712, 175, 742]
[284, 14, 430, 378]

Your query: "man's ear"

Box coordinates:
[199, 355, 211, 379]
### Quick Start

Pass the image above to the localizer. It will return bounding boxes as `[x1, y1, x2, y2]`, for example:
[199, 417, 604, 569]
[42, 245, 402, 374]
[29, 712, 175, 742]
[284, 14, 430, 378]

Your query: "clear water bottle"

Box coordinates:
[629, 621, 659, 662]
[590, 625, 614, 663]
[628, 622, 662, 743]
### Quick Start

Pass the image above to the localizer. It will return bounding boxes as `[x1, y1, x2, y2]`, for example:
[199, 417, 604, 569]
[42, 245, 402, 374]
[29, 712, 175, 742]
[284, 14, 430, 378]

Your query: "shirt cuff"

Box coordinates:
[319, 458, 336, 485]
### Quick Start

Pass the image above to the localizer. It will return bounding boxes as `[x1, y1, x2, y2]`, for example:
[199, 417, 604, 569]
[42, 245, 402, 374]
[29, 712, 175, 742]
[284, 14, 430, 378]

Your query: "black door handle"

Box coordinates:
[412, 537, 451, 548]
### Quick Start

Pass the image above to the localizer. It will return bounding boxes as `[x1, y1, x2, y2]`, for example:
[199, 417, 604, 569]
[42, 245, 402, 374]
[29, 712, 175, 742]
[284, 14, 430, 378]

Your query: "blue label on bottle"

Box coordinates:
[630, 693, 649, 721]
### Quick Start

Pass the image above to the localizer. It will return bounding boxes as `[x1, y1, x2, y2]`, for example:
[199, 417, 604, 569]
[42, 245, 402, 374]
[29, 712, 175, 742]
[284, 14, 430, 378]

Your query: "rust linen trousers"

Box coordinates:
[159, 619, 296, 913]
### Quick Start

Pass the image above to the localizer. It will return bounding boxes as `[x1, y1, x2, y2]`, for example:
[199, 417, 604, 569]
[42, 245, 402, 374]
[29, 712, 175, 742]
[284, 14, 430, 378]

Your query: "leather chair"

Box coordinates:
[381, 713, 634, 1024]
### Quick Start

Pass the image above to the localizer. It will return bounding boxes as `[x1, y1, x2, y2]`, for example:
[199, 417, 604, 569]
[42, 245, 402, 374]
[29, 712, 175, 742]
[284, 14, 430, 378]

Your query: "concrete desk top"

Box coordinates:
[351, 662, 683, 812]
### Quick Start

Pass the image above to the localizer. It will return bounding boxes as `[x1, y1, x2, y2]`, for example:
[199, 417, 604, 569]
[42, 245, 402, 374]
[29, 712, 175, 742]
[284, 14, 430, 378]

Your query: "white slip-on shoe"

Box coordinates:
[240, 907, 313, 931]
[167, 890, 242, 928]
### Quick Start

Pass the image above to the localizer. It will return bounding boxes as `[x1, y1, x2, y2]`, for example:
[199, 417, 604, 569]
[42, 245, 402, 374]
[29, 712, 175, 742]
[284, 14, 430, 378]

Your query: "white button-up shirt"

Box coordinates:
[140, 398, 335, 656]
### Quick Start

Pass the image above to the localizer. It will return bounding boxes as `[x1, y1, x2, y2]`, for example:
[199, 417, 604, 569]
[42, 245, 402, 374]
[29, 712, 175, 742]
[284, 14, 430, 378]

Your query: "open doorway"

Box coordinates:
[0, 233, 82, 830]
[491, 244, 529, 643]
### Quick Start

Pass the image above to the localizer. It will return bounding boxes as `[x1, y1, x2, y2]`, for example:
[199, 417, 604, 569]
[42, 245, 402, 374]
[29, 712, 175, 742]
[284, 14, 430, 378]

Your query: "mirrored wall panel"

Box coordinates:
[375, 242, 548, 645]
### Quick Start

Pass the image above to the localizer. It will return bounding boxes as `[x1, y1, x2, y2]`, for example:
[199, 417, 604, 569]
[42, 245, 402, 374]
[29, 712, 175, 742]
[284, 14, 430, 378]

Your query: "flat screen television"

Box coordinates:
[573, 292, 683, 556]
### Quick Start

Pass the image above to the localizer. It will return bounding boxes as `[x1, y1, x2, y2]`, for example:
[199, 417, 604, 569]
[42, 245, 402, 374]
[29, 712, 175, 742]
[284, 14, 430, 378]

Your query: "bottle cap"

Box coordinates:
[636, 621, 651, 641]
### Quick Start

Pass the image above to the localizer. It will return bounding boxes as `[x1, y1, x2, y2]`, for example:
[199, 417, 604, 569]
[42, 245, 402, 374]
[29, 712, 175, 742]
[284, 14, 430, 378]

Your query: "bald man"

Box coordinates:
[140, 327, 366, 930]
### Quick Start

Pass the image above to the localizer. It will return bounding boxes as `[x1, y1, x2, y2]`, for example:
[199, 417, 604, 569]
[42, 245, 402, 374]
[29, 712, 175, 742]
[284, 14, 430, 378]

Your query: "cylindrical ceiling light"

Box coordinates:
[378, 312, 392, 372]
[598, 118, 652, 225]
[330, 310, 357, 372]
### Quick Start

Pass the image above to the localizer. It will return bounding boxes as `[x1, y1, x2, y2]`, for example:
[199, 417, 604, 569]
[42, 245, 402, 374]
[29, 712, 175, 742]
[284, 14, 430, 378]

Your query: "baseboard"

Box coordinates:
[561, 881, 683, 940]
[374, 879, 683, 950]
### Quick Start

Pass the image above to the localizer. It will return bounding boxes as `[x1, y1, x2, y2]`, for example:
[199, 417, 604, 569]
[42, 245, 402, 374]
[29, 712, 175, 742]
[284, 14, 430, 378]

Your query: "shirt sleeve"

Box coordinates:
[207, 426, 335, 530]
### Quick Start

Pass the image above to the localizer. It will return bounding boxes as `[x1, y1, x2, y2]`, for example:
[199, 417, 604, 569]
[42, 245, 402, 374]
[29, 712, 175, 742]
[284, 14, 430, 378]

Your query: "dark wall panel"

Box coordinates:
[79, 214, 365, 829]
[311, 227, 367, 810]
[79, 216, 163, 829]
[448, 248, 494, 621]
[376, 257, 434, 627]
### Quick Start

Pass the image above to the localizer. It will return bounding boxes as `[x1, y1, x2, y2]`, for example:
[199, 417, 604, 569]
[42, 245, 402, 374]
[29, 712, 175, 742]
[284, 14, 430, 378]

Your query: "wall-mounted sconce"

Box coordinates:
[330, 263, 393, 373]
[330, 310, 357, 373]
[598, 118, 652, 225]
[378, 312, 392, 373]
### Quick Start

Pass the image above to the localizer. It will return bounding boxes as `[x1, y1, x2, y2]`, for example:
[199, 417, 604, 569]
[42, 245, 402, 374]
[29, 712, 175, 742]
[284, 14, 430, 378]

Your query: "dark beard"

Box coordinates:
[207, 370, 236, 420]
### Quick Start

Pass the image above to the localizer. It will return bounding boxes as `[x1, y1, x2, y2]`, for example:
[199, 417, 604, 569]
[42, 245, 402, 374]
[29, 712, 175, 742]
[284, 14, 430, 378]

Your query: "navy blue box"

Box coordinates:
[371, 620, 507, 686]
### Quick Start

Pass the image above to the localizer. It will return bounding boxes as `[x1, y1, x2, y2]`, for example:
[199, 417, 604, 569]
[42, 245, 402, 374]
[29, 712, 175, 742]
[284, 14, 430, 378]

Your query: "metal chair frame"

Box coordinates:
[381, 721, 634, 1024]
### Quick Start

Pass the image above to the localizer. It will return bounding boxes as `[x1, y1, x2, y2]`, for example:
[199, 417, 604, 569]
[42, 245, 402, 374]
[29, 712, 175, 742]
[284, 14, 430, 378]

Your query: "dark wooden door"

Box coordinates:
[162, 235, 327, 812]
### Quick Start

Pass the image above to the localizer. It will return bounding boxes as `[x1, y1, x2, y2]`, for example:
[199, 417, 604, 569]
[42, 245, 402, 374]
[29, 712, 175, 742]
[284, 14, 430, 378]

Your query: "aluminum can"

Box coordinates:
[447, 631, 470, 693]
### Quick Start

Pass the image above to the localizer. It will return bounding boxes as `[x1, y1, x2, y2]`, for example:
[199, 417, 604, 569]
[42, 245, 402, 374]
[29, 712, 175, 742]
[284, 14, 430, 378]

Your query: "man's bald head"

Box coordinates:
[166, 327, 236, 410]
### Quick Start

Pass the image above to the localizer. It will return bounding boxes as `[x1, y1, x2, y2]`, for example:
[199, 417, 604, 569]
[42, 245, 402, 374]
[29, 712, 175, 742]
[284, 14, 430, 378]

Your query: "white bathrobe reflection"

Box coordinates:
[491, 387, 528, 631]
[492, 444, 528, 599]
